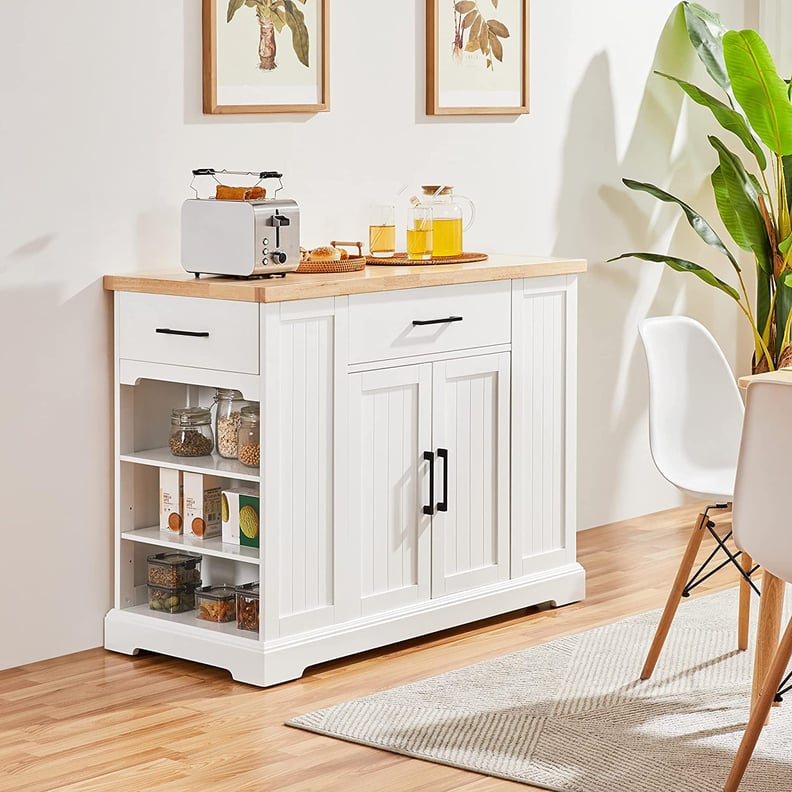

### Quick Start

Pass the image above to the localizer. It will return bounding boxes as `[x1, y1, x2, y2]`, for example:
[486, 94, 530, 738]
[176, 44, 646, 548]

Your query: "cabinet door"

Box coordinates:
[348, 364, 432, 616]
[431, 352, 511, 597]
[511, 277, 576, 577]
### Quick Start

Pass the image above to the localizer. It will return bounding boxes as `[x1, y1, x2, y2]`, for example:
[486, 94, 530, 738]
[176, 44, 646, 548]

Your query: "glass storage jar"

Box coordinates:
[213, 388, 252, 459]
[237, 405, 260, 467]
[169, 406, 214, 457]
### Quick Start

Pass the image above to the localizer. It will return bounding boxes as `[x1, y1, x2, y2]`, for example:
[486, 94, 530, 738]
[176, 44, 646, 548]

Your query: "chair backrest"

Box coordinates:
[732, 380, 792, 583]
[638, 316, 744, 498]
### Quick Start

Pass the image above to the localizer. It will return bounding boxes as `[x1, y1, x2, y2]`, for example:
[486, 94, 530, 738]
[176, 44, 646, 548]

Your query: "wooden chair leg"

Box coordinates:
[641, 512, 708, 680]
[738, 552, 753, 651]
[724, 615, 792, 792]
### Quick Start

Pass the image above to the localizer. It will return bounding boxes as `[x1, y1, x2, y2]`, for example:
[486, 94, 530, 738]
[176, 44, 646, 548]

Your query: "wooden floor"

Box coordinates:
[1, 504, 747, 792]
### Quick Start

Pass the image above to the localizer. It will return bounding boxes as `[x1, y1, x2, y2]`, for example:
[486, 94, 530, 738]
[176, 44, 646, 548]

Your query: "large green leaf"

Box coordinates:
[683, 2, 732, 100]
[623, 177, 741, 271]
[709, 135, 772, 269]
[607, 252, 740, 301]
[655, 72, 766, 169]
[724, 29, 792, 156]
[282, 0, 309, 67]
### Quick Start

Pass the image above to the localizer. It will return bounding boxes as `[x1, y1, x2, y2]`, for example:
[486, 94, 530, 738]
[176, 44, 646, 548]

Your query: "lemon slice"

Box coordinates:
[239, 504, 259, 539]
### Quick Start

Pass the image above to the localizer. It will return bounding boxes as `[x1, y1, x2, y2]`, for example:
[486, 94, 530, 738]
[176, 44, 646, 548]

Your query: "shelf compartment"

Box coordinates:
[119, 603, 260, 642]
[122, 525, 259, 564]
[120, 447, 260, 482]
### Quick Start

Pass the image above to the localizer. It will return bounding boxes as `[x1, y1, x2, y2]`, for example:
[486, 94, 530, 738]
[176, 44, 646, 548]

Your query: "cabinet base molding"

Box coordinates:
[104, 563, 585, 687]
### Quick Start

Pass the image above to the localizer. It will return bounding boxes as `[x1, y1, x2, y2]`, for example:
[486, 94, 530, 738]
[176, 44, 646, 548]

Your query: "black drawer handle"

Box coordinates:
[412, 315, 463, 327]
[437, 448, 448, 512]
[155, 328, 210, 338]
[423, 450, 435, 516]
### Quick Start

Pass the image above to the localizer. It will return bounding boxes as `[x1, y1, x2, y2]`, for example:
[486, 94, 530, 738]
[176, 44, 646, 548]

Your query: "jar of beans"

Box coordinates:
[238, 405, 260, 467]
[169, 406, 214, 457]
[213, 388, 252, 459]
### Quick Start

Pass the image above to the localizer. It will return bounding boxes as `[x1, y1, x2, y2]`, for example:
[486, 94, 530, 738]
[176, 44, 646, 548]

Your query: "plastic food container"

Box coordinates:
[196, 585, 237, 623]
[147, 551, 202, 587]
[147, 582, 198, 614]
[235, 582, 260, 632]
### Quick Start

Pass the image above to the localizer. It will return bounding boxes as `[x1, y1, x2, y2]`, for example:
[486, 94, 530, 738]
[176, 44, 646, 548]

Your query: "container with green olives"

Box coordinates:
[147, 582, 198, 614]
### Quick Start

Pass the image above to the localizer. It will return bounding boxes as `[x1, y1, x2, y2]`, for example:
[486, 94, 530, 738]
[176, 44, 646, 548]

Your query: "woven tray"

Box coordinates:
[365, 252, 489, 266]
[295, 241, 366, 273]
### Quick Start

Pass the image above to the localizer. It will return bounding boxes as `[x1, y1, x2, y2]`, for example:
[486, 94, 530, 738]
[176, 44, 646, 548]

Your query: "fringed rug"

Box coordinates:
[288, 586, 792, 791]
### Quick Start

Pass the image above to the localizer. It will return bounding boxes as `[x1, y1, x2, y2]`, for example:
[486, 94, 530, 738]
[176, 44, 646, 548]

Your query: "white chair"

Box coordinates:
[638, 316, 757, 680]
[724, 380, 792, 792]
[724, 379, 792, 790]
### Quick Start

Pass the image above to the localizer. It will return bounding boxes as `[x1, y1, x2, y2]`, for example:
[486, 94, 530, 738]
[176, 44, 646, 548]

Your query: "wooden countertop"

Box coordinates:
[103, 254, 587, 303]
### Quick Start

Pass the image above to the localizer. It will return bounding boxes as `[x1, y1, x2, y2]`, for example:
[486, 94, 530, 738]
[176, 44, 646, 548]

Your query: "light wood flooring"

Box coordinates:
[1, 504, 748, 792]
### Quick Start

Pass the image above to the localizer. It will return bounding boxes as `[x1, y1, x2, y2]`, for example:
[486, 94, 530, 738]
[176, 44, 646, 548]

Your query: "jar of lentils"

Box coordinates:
[213, 388, 252, 459]
[238, 405, 260, 467]
[169, 406, 214, 457]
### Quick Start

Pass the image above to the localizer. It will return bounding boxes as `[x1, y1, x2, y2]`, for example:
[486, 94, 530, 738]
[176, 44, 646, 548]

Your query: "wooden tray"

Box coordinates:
[296, 241, 366, 273]
[365, 252, 489, 266]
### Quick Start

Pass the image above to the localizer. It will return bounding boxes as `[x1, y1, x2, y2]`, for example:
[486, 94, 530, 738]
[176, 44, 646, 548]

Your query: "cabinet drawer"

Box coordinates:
[119, 293, 259, 374]
[348, 281, 511, 364]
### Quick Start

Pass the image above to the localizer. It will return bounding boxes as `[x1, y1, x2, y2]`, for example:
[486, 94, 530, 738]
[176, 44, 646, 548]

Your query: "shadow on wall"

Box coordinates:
[551, 6, 749, 529]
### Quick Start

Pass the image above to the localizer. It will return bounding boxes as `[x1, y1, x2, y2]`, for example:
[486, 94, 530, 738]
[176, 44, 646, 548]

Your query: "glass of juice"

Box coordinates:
[369, 204, 396, 258]
[406, 206, 433, 261]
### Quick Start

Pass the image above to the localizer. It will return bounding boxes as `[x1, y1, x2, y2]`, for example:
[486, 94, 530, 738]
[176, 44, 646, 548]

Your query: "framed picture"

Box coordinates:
[202, 0, 329, 114]
[427, 0, 529, 116]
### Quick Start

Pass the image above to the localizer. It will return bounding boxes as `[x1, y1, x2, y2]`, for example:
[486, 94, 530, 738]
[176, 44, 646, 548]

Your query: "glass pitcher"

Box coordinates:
[419, 185, 476, 257]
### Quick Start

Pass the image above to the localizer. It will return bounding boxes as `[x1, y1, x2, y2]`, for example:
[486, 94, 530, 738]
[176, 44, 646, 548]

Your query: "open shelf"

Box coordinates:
[120, 447, 260, 483]
[120, 603, 260, 643]
[122, 525, 260, 564]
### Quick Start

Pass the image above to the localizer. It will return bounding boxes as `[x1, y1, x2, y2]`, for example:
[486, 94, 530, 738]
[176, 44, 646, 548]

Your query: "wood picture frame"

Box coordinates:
[427, 0, 529, 116]
[202, 0, 329, 114]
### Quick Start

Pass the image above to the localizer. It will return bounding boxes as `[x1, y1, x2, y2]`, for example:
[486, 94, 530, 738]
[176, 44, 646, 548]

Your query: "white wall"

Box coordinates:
[0, 0, 757, 669]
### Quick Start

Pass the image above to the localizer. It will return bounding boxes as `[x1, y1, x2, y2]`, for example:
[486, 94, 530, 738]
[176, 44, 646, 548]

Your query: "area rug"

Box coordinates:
[287, 586, 792, 791]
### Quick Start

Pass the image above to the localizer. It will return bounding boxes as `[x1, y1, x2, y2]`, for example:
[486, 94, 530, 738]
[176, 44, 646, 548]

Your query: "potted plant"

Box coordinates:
[610, 2, 792, 372]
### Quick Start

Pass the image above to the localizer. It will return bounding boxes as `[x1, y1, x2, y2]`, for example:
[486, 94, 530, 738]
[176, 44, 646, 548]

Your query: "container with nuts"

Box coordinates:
[169, 406, 214, 457]
[213, 388, 253, 459]
[147, 551, 202, 586]
[237, 405, 260, 468]
[235, 582, 260, 632]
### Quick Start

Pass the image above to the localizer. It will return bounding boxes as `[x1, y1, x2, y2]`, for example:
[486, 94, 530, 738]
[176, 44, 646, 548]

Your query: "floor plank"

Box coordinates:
[0, 503, 747, 791]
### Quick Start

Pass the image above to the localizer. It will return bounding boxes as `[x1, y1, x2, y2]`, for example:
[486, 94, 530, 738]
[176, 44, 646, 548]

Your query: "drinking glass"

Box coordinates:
[406, 206, 433, 261]
[369, 204, 396, 258]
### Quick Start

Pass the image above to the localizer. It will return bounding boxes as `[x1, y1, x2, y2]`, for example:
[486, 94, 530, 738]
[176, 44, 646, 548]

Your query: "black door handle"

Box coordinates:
[437, 448, 448, 512]
[155, 328, 210, 338]
[423, 450, 435, 515]
[412, 316, 463, 326]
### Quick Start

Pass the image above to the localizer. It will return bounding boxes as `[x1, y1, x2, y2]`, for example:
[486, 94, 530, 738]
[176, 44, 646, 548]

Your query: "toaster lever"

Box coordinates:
[270, 214, 290, 227]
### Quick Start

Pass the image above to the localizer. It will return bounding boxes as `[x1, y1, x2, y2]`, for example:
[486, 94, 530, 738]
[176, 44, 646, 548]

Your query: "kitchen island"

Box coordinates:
[103, 254, 587, 686]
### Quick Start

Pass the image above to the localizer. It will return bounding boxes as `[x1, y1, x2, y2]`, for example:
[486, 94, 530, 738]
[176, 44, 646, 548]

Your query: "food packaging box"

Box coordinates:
[196, 584, 237, 622]
[235, 582, 260, 632]
[147, 582, 198, 614]
[147, 551, 202, 587]
[184, 473, 222, 539]
[159, 467, 183, 534]
[221, 485, 258, 545]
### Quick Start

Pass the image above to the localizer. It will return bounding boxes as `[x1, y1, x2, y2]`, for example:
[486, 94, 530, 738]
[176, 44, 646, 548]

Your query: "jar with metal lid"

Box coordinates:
[213, 388, 252, 459]
[237, 405, 260, 467]
[169, 406, 214, 457]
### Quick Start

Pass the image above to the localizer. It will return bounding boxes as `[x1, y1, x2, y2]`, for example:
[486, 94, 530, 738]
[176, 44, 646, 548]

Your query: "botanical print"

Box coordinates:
[436, 0, 524, 110]
[452, 0, 511, 72]
[211, 0, 323, 109]
[226, 0, 310, 71]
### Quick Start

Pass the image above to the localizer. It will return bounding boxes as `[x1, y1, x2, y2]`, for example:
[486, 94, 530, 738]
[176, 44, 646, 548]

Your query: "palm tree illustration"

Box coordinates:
[227, 0, 310, 71]
[452, 0, 510, 71]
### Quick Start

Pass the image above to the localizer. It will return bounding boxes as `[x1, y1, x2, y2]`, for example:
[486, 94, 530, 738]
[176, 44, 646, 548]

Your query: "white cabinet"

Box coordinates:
[105, 269, 585, 687]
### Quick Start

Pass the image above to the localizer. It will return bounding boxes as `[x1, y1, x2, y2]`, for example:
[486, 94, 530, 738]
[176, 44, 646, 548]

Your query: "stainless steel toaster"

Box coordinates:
[180, 169, 300, 278]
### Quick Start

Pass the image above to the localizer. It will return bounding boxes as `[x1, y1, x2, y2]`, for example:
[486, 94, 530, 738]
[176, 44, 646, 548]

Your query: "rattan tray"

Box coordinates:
[365, 252, 489, 266]
[295, 241, 366, 273]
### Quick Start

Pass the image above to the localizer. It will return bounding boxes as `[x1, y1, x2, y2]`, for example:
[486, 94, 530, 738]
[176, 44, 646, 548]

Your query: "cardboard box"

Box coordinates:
[159, 468, 183, 534]
[184, 473, 222, 539]
[221, 486, 259, 546]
